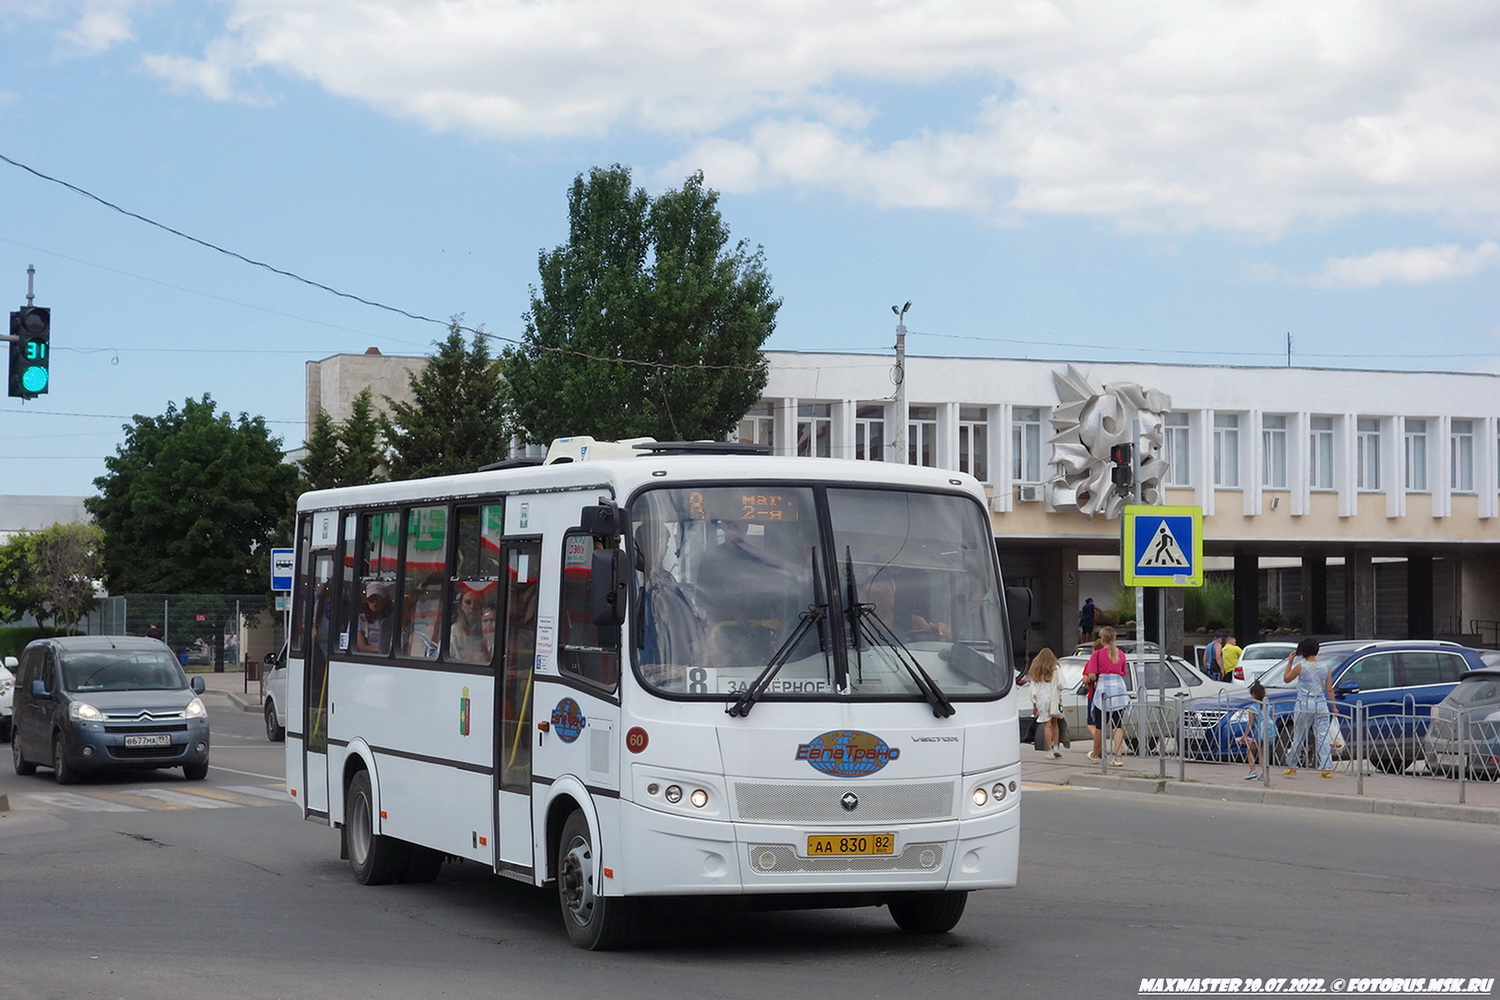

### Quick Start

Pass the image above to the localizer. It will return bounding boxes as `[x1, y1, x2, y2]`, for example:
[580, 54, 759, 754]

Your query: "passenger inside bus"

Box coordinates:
[356, 582, 394, 654]
[448, 584, 495, 663]
[865, 577, 949, 644]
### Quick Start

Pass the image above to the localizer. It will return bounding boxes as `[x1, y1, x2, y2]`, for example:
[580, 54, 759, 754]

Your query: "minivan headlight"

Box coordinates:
[69, 702, 104, 721]
[185, 697, 206, 718]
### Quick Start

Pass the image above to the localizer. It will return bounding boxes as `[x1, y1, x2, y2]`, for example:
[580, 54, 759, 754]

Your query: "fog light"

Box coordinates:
[971, 787, 988, 806]
[689, 788, 709, 808]
[664, 785, 682, 804]
[81, 746, 95, 758]
[196, 742, 207, 753]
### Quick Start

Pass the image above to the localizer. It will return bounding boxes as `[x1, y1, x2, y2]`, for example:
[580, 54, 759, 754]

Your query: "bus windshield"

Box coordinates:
[631, 484, 1009, 702]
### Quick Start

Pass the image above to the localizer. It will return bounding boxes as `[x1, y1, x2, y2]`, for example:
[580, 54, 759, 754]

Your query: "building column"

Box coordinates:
[1302, 555, 1328, 634]
[1407, 554, 1434, 639]
[1041, 545, 1081, 657]
[1233, 550, 1260, 643]
[1344, 547, 1375, 639]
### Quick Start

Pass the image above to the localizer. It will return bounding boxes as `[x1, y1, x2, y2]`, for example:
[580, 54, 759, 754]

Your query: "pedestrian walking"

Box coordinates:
[1078, 597, 1096, 641]
[1237, 680, 1269, 779]
[1282, 637, 1336, 778]
[1086, 626, 1130, 767]
[1027, 648, 1066, 758]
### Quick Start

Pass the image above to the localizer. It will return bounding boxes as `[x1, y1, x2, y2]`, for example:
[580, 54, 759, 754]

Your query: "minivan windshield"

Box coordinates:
[631, 483, 1009, 702]
[63, 651, 190, 692]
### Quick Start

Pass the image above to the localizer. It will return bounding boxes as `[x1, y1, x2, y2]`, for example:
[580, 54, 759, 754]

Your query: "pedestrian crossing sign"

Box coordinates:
[1121, 505, 1203, 587]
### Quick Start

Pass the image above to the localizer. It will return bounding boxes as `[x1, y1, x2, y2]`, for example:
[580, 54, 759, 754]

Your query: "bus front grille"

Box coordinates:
[733, 781, 954, 822]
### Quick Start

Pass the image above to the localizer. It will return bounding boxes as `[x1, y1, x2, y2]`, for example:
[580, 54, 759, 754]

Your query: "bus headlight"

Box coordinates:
[971, 787, 988, 806]
[689, 788, 709, 808]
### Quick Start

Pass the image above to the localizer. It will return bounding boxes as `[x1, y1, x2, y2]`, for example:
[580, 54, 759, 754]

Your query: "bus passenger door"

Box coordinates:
[303, 550, 334, 817]
[495, 540, 540, 877]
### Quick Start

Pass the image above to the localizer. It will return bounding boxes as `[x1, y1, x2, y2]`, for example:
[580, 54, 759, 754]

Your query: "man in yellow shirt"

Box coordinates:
[1221, 634, 1243, 680]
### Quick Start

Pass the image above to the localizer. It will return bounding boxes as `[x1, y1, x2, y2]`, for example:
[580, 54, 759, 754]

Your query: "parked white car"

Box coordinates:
[1233, 641, 1299, 683]
[0, 655, 17, 742]
[1020, 651, 1240, 748]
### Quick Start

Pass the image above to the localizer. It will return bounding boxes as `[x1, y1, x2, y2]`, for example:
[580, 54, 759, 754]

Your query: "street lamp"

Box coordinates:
[890, 302, 911, 464]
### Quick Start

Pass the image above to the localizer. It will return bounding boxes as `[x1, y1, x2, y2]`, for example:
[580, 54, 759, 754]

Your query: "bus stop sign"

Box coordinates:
[270, 548, 294, 592]
[1121, 505, 1203, 587]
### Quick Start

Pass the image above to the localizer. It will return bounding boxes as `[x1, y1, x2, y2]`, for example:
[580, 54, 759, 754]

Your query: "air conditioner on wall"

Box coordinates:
[1016, 484, 1044, 503]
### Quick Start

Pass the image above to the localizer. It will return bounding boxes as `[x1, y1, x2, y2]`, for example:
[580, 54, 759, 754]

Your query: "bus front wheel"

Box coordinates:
[557, 810, 633, 950]
[346, 770, 409, 886]
[887, 890, 969, 934]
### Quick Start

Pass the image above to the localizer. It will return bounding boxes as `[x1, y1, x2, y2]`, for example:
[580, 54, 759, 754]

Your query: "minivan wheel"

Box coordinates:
[52, 733, 78, 785]
[183, 762, 209, 780]
[12, 730, 36, 775]
[265, 700, 285, 742]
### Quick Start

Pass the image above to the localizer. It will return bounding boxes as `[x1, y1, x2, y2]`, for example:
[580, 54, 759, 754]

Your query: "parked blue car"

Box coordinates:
[1180, 640, 1490, 773]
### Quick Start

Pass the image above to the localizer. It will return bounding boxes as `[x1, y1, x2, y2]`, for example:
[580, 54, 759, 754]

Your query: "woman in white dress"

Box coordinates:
[1028, 648, 1066, 758]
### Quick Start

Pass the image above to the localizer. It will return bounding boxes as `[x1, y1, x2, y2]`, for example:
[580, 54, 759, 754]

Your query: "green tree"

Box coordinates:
[0, 523, 102, 628]
[382, 321, 510, 480]
[300, 409, 342, 493]
[338, 388, 386, 485]
[29, 522, 103, 627]
[86, 394, 299, 594]
[503, 165, 779, 444]
[0, 531, 45, 625]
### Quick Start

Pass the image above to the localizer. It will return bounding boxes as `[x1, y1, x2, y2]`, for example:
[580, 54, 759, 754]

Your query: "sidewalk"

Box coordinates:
[1022, 741, 1500, 826]
[191, 669, 262, 712]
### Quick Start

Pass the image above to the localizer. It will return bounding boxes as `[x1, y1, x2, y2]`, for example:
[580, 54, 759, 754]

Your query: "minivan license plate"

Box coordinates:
[806, 833, 895, 857]
[124, 734, 171, 748]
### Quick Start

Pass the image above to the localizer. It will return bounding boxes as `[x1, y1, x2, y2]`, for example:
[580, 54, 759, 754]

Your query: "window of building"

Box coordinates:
[1213, 414, 1240, 488]
[908, 406, 937, 467]
[1309, 416, 1334, 490]
[1262, 415, 1287, 489]
[737, 401, 773, 449]
[1163, 412, 1190, 486]
[1011, 406, 1042, 483]
[959, 406, 988, 481]
[854, 404, 885, 462]
[1450, 419, 1474, 493]
[1356, 417, 1381, 491]
[796, 403, 831, 457]
[1405, 418, 1428, 492]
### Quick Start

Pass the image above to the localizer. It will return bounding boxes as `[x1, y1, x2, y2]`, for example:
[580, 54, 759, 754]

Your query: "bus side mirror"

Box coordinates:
[579, 500, 620, 538]
[1004, 586, 1033, 672]
[591, 548, 627, 627]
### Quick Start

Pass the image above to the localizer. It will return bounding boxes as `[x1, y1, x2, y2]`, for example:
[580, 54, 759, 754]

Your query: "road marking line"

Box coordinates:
[24, 791, 143, 812]
[220, 784, 290, 802]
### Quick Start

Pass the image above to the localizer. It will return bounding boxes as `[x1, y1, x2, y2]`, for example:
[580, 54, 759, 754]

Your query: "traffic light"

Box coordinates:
[1109, 442, 1134, 490]
[8, 306, 50, 398]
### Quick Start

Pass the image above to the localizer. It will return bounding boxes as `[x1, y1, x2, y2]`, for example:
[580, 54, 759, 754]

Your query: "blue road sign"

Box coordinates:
[270, 547, 295, 592]
[1122, 505, 1203, 587]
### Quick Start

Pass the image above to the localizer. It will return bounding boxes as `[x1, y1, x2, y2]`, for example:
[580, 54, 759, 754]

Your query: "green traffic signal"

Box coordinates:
[8, 306, 50, 399]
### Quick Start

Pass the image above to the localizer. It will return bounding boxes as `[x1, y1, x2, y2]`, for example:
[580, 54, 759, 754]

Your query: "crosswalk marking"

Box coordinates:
[14, 783, 288, 813]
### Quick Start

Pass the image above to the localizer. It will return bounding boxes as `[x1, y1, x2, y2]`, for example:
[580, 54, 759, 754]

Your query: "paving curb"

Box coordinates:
[1066, 772, 1500, 827]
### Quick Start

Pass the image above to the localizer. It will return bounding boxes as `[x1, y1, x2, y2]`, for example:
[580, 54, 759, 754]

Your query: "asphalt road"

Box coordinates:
[1, 699, 1495, 999]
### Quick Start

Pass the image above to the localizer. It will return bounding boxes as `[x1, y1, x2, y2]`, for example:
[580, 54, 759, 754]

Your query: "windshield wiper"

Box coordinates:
[845, 551, 955, 719]
[726, 547, 831, 719]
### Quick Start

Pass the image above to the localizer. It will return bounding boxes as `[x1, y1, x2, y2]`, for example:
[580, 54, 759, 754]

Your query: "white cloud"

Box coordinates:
[56, 0, 151, 55]
[1299, 241, 1500, 288]
[111, 0, 1500, 235]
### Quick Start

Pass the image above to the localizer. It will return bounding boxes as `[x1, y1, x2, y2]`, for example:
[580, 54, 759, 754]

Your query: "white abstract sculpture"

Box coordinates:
[1047, 364, 1171, 519]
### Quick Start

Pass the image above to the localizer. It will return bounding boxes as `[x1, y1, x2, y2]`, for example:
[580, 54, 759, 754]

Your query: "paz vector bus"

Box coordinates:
[283, 437, 1025, 949]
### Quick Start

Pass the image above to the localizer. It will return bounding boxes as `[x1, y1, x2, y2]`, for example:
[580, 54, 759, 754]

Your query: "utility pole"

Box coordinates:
[891, 302, 910, 464]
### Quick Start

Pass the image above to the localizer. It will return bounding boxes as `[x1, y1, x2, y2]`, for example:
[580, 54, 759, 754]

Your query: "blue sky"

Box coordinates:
[3, 0, 1498, 497]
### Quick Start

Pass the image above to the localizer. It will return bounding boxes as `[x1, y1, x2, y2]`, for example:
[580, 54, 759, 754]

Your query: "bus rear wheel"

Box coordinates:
[887, 890, 969, 934]
[346, 770, 409, 885]
[557, 810, 633, 950]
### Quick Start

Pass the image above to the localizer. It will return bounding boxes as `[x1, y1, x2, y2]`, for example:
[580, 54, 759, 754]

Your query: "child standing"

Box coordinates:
[1028, 648, 1066, 758]
[1237, 680, 1269, 779]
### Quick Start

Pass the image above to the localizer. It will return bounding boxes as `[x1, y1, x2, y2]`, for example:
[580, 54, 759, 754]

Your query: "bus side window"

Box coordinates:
[558, 533, 619, 688]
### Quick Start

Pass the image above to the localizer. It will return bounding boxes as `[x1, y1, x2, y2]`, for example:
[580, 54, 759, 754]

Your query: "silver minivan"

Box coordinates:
[11, 635, 210, 783]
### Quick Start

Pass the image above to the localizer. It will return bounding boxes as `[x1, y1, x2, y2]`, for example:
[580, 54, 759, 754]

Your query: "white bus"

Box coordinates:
[285, 437, 1024, 949]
